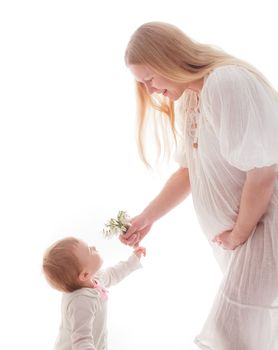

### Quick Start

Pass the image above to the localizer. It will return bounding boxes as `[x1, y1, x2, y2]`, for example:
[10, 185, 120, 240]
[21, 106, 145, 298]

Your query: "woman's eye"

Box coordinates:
[145, 78, 153, 83]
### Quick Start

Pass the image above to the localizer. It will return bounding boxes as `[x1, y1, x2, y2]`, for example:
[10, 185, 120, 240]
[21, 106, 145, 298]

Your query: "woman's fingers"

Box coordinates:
[128, 233, 139, 246]
[124, 224, 137, 239]
[120, 232, 140, 246]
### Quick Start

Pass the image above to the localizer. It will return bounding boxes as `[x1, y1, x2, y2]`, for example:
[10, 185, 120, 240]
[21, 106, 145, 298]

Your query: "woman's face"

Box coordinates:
[129, 64, 189, 101]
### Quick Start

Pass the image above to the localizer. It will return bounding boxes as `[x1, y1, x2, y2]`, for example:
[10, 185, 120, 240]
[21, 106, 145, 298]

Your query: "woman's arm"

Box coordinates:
[214, 165, 277, 249]
[120, 167, 191, 246]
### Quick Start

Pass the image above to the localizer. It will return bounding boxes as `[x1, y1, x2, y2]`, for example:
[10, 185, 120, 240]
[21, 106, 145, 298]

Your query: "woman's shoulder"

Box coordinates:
[205, 64, 254, 86]
[202, 64, 263, 97]
[201, 64, 278, 111]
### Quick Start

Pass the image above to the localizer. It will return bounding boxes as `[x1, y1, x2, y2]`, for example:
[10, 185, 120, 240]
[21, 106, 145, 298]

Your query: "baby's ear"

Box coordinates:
[79, 270, 90, 282]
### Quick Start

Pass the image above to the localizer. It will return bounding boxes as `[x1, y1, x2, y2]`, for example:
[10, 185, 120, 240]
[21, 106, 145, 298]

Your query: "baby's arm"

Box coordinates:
[68, 295, 97, 350]
[97, 247, 146, 288]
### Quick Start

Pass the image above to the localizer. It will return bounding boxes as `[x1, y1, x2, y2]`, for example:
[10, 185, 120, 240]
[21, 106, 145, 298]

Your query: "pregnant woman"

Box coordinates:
[120, 21, 278, 350]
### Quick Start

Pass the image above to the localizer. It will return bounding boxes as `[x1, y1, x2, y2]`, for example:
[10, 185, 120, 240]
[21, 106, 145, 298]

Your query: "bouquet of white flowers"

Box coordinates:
[102, 211, 131, 239]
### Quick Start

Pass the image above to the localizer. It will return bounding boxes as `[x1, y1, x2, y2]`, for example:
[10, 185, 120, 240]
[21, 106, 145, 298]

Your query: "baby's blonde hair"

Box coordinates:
[125, 21, 274, 166]
[42, 237, 82, 293]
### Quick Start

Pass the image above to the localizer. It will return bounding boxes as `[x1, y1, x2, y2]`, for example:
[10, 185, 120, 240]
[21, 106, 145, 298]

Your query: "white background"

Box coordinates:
[1, 1, 278, 349]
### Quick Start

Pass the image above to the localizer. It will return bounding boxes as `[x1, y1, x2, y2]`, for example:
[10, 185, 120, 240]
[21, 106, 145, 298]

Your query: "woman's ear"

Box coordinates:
[79, 269, 90, 282]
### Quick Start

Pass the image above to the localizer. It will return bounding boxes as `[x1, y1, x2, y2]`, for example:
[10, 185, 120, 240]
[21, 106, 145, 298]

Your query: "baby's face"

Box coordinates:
[74, 240, 103, 277]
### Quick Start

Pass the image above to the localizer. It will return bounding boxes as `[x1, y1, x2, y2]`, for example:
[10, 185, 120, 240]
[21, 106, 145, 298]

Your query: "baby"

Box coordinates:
[43, 236, 145, 350]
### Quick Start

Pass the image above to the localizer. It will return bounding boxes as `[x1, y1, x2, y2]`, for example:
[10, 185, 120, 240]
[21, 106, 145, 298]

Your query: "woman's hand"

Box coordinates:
[213, 166, 276, 251]
[119, 167, 190, 247]
[119, 214, 152, 247]
[212, 230, 247, 250]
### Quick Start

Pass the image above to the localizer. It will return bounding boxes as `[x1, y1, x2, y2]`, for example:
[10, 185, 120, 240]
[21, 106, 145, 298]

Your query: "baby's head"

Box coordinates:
[43, 237, 103, 292]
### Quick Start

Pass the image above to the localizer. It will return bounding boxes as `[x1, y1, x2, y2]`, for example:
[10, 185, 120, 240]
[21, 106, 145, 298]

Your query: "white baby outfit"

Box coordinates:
[54, 254, 141, 350]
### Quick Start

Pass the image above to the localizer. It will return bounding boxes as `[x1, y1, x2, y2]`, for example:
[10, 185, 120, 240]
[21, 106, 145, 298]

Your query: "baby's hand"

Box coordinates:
[133, 246, 146, 258]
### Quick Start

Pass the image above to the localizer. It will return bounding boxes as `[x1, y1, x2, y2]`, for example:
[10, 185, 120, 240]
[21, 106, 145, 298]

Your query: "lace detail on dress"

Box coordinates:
[181, 89, 200, 149]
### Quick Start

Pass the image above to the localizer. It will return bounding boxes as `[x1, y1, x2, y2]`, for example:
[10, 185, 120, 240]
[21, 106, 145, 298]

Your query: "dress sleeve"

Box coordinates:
[204, 65, 278, 171]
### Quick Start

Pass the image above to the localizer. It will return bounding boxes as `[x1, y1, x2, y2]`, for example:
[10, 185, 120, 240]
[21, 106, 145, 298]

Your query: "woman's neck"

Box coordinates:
[187, 78, 204, 93]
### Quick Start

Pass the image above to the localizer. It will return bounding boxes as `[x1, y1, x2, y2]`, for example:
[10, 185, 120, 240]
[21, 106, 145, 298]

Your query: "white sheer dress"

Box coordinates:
[174, 65, 278, 350]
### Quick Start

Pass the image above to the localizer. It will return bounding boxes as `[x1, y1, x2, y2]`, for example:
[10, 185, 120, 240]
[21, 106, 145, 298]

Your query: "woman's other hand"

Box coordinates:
[212, 230, 247, 250]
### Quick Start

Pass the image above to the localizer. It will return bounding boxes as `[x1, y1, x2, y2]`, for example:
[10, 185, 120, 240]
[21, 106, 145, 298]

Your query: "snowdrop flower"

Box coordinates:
[102, 211, 130, 239]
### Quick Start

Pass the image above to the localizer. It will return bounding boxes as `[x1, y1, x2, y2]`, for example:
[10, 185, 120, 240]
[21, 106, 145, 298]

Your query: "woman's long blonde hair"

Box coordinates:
[125, 21, 274, 166]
